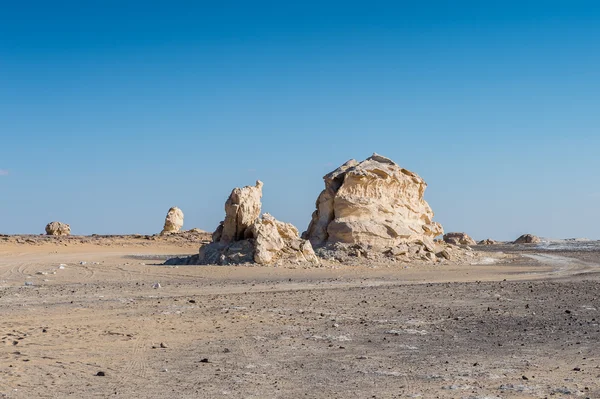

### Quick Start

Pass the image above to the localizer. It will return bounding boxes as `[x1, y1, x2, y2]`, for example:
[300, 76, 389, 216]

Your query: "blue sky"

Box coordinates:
[1, 1, 599, 240]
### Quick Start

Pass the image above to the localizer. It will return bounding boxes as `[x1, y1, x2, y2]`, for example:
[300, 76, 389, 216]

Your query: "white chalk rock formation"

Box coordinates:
[161, 207, 184, 235]
[45, 221, 71, 236]
[251, 213, 319, 265]
[443, 232, 477, 246]
[216, 181, 263, 244]
[182, 181, 319, 266]
[478, 238, 498, 245]
[304, 153, 443, 248]
[513, 234, 541, 244]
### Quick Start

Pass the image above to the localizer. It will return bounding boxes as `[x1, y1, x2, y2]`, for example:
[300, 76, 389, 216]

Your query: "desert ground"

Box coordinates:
[1, 235, 599, 398]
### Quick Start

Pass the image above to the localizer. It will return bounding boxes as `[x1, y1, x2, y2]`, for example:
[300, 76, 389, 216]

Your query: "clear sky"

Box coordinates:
[1, 1, 599, 240]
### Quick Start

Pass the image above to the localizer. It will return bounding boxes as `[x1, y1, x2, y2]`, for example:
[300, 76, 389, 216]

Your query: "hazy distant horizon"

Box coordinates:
[1, 2, 599, 240]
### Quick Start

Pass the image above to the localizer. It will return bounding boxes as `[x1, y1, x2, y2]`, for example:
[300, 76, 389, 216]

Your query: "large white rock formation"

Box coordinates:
[304, 153, 443, 248]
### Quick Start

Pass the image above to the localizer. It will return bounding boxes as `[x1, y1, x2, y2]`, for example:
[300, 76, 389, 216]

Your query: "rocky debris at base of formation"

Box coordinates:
[443, 232, 477, 246]
[478, 238, 499, 245]
[166, 181, 319, 267]
[45, 221, 71, 236]
[160, 207, 184, 235]
[513, 234, 541, 244]
[313, 239, 485, 266]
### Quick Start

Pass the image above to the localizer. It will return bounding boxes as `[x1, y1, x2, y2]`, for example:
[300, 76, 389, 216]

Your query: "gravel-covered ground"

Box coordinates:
[1, 239, 599, 398]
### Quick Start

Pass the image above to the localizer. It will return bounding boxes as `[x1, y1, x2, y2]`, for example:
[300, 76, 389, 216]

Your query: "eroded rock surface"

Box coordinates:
[161, 207, 184, 235]
[304, 153, 443, 248]
[444, 232, 477, 246]
[478, 238, 499, 245]
[45, 221, 71, 236]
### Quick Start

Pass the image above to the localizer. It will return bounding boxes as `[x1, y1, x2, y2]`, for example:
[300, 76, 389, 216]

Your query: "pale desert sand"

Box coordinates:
[1, 236, 599, 398]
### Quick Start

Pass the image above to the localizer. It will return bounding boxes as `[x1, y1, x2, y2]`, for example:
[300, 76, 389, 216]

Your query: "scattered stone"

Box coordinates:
[45, 221, 71, 236]
[200, 358, 209, 363]
[24, 282, 34, 286]
[153, 283, 161, 289]
[96, 371, 106, 377]
[161, 207, 184, 235]
[160, 342, 167, 348]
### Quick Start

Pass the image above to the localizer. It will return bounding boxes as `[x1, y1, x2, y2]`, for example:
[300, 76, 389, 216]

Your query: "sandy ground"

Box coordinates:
[1, 237, 599, 398]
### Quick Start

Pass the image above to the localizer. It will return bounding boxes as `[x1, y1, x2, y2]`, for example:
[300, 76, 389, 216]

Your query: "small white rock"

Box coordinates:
[153, 283, 161, 289]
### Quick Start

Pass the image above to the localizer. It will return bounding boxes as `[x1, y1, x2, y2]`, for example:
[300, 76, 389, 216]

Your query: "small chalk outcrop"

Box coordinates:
[443, 232, 477, 246]
[304, 153, 443, 248]
[513, 234, 541, 244]
[45, 221, 71, 236]
[167, 181, 319, 266]
[161, 207, 184, 235]
[478, 238, 498, 245]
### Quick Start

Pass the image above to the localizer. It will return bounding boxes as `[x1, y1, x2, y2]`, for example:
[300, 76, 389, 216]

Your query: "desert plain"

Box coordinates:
[1, 234, 599, 399]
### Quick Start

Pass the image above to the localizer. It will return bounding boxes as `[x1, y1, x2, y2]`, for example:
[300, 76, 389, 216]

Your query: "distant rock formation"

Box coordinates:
[168, 181, 319, 266]
[514, 234, 541, 244]
[444, 232, 477, 246]
[45, 221, 71, 236]
[161, 207, 184, 235]
[304, 153, 443, 249]
[478, 238, 498, 245]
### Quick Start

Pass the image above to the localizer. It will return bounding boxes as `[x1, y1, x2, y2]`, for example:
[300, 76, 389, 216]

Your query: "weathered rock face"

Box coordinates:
[161, 207, 184, 235]
[443, 232, 477, 246]
[514, 234, 541, 244]
[304, 153, 443, 248]
[45, 221, 71, 236]
[219, 181, 263, 244]
[172, 181, 319, 266]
